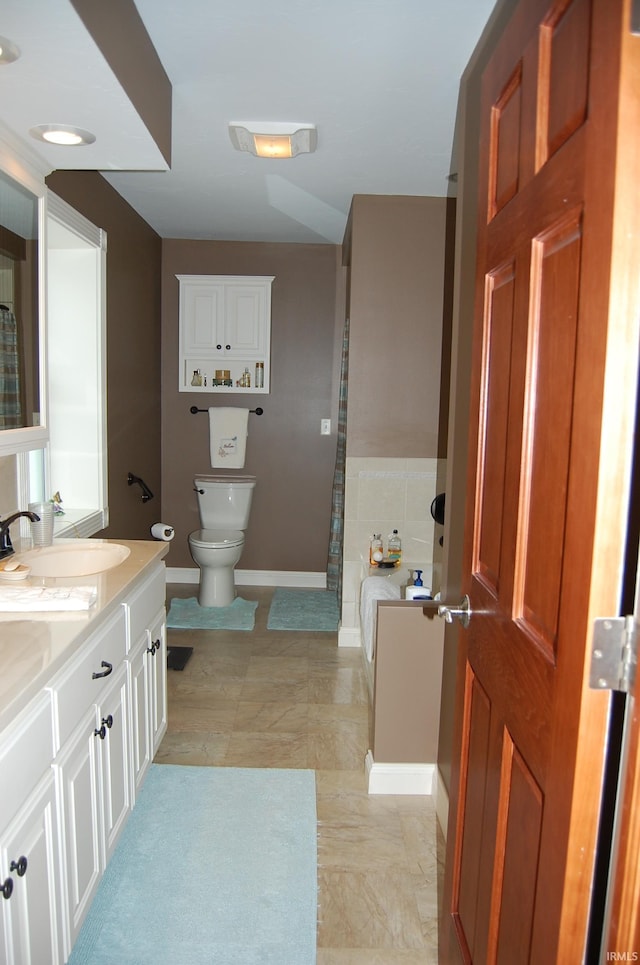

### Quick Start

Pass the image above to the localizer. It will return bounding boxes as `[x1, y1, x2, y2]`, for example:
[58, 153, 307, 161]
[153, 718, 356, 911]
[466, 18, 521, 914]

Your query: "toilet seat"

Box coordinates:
[189, 528, 244, 549]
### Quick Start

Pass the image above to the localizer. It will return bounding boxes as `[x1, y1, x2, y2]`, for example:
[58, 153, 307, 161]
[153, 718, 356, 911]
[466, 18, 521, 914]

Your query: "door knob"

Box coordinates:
[437, 595, 472, 629]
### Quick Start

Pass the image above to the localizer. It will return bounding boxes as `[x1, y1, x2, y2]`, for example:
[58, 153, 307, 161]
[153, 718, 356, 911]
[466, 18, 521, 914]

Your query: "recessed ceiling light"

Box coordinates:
[0, 36, 20, 65]
[229, 122, 317, 159]
[29, 124, 96, 147]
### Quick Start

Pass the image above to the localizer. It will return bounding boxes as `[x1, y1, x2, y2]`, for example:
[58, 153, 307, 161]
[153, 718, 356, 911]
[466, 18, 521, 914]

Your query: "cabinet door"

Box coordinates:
[55, 706, 101, 955]
[0, 771, 63, 965]
[97, 665, 130, 866]
[224, 283, 269, 357]
[127, 635, 151, 801]
[148, 613, 167, 756]
[181, 281, 224, 356]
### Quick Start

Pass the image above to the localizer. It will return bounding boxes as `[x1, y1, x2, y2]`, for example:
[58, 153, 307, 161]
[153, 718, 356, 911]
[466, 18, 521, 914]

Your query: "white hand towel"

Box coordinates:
[359, 577, 401, 662]
[0, 585, 97, 611]
[209, 407, 250, 469]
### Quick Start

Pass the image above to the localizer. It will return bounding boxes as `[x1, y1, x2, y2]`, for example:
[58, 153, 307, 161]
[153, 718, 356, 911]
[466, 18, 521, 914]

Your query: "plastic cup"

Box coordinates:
[28, 501, 54, 547]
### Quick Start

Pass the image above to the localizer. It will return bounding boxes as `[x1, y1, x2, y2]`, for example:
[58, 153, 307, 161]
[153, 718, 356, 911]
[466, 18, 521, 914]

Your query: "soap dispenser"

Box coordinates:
[405, 570, 432, 600]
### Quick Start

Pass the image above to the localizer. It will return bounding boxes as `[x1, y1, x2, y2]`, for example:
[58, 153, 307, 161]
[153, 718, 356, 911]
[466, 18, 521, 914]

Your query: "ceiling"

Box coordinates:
[2, 0, 496, 245]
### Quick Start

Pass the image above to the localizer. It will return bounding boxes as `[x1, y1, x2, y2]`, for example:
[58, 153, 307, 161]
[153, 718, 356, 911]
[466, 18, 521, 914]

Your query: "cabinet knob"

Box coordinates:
[94, 724, 107, 740]
[92, 660, 113, 680]
[216, 344, 222, 350]
[0, 877, 13, 899]
[225, 344, 231, 351]
[9, 856, 27, 877]
[102, 715, 113, 730]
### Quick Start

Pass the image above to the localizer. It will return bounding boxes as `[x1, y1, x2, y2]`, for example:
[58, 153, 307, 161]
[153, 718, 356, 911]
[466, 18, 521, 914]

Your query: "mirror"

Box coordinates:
[0, 167, 40, 430]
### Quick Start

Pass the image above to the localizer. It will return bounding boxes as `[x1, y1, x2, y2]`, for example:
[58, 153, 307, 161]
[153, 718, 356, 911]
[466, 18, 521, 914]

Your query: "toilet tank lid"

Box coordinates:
[195, 474, 256, 487]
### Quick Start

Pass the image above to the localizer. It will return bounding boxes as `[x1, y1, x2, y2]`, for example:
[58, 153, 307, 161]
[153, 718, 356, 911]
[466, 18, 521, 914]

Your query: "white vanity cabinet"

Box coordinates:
[177, 274, 273, 393]
[0, 542, 169, 965]
[124, 564, 167, 798]
[0, 695, 63, 965]
[50, 607, 130, 956]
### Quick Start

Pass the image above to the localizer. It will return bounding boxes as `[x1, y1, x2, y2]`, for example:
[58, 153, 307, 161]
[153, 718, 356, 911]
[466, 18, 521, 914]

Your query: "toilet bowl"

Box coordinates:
[188, 475, 256, 607]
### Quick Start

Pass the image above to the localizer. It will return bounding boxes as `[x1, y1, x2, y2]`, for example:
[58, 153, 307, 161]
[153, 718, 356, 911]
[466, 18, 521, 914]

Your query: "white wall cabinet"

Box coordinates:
[0, 557, 167, 965]
[177, 274, 273, 393]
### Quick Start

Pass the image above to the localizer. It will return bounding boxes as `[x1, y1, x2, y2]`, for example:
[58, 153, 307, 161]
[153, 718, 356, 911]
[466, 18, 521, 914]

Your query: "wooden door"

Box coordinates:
[441, 0, 640, 961]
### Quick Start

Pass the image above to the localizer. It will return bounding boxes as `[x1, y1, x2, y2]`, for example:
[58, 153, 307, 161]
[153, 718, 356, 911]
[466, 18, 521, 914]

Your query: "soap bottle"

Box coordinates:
[370, 534, 383, 565]
[405, 570, 431, 600]
[387, 529, 402, 566]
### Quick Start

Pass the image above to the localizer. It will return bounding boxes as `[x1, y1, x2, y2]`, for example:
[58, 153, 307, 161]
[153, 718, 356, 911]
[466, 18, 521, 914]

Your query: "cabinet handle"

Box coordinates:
[225, 344, 231, 350]
[102, 715, 113, 729]
[94, 724, 107, 740]
[92, 660, 113, 680]
[216, 343, 222, 350]
[1, 877, 13, 899]
[146, 641, 156, 655]
[9, 856, 27, 877]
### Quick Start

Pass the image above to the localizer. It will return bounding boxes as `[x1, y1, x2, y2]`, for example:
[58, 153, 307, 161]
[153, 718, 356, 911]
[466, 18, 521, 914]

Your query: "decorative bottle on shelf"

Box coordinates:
[369, 534, 383, 565]
[255, 361, 264, 388]
[387, 529, 402, 566]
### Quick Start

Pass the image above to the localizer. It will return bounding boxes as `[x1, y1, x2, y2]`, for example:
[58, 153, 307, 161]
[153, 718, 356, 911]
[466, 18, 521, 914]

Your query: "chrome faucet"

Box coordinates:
[0, 511, 40, 560]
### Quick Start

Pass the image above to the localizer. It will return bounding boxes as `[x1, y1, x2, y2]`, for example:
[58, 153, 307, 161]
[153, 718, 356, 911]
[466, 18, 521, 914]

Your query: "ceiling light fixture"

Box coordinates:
[228, 122, 317, 159]
[0, 36, 20, 65]
[29, 124, 96, 147]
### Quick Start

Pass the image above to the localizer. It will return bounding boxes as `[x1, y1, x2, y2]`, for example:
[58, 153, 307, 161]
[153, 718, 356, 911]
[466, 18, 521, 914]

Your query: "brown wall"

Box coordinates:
[344, 195, 451, 458]
[45, 171, 163, 542]
[373, 602, 444, 764]
[160, 240, 342, 573]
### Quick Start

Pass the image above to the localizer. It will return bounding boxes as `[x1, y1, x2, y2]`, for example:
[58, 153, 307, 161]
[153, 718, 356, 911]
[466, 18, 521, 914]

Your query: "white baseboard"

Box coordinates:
[365, 750, 436, 795]
[166, 567, 199, 584]
[165, 566, 327, 588]
[338, 626, 361, 648]
[435, 766, 449, 841]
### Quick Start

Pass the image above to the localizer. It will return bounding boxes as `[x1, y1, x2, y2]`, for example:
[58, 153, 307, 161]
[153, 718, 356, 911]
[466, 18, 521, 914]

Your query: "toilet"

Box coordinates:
[188, 474, 256, 607]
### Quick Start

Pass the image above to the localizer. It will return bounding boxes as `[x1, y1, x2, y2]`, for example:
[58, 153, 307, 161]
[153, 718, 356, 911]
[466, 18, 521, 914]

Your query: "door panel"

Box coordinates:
[442, 0, 640, 960]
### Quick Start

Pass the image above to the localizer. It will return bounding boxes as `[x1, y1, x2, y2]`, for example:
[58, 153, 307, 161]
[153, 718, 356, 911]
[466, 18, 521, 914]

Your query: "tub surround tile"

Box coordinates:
[340, 457, 445, 641]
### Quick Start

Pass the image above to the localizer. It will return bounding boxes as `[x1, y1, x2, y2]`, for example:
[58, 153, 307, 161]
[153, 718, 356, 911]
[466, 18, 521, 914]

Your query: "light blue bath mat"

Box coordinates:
[167, 595, 258, 630]
[68, 764, 317, 965]
[267, 588, 339, 631]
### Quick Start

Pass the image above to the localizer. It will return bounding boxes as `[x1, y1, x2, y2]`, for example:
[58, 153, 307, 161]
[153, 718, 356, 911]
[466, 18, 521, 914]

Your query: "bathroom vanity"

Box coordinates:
[0, 539, 169, 965]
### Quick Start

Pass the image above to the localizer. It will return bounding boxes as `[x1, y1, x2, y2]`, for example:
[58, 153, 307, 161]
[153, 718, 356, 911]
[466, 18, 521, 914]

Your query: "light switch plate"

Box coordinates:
[321, 419, 331, 435]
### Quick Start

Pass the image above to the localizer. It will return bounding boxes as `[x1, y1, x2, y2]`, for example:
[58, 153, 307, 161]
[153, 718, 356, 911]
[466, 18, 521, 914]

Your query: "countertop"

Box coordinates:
[0, 539, 169, 734]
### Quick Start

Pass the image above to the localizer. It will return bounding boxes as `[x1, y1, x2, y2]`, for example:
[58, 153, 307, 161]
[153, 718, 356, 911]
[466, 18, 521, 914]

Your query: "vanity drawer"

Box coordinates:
[50, 607, 127, 748]
[124, 564, 166, 650]
[0, 691, 54, 829]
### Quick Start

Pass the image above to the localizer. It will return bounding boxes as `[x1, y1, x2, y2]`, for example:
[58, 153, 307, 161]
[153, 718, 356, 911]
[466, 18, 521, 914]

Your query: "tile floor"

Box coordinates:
[156, 584, 444, 963]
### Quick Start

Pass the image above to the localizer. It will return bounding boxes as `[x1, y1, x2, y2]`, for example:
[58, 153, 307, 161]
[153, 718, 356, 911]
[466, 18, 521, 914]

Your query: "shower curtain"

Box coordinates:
[327, 316, 349, 607]
[0, 305, 22, 429]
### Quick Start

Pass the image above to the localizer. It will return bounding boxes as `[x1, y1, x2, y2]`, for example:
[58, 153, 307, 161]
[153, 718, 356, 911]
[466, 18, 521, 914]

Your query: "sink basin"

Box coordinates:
[18, 541, 131, 578]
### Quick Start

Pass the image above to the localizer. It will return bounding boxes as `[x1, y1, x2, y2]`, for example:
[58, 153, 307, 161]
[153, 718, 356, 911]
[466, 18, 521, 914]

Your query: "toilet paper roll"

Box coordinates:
[151, 522, 174, 541]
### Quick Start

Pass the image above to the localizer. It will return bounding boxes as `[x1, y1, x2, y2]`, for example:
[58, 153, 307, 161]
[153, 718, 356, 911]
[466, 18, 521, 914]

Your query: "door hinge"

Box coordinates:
[590, 616, 638, 694]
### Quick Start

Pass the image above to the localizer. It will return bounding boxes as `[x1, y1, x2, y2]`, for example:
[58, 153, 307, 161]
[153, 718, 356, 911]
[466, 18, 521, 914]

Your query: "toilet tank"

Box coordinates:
[194, 475, 256, 530]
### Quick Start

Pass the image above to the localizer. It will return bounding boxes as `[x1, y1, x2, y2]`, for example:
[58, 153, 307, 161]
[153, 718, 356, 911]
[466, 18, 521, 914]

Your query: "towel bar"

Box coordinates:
[190, 406, 263, 415]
